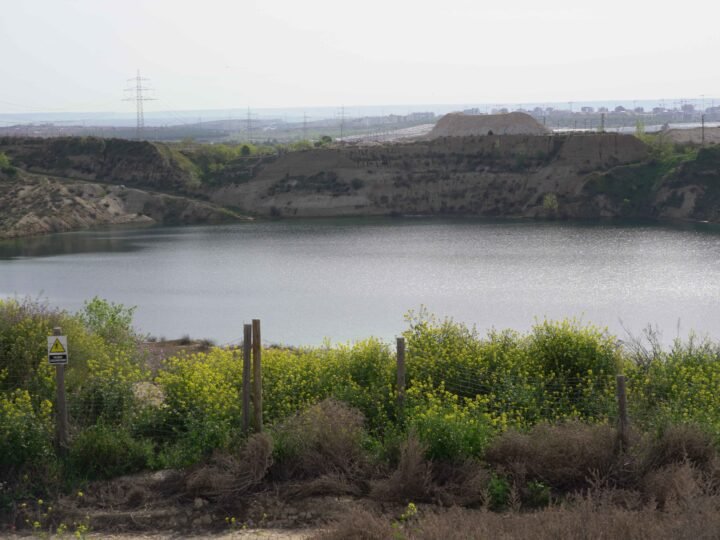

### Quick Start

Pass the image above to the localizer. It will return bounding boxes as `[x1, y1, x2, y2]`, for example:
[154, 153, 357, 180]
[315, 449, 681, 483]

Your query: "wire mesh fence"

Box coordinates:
[3, 330, 719, 459]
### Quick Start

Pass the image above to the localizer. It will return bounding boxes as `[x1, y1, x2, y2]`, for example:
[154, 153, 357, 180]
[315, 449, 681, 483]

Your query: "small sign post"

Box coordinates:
[49, 328, 69, 452]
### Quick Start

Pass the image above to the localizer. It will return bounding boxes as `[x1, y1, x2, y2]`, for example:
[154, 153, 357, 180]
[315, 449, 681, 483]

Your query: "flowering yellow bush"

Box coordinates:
[627, 335, 720, 436]
[0, 390, 53, 471]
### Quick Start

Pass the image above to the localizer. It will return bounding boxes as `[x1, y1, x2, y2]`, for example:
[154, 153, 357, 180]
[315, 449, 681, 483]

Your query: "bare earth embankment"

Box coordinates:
[0, 136, 251, 239]
[2, 124, 720, 239]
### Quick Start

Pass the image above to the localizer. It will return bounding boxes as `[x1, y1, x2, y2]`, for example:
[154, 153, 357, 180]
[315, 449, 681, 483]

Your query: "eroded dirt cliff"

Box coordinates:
[0, 169, 247, 239]
[210, 133, 654, 219]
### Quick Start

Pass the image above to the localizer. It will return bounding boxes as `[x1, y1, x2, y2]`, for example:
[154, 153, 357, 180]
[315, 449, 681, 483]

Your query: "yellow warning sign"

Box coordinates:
[50, 338, 66, 354]
[47, 335, 69, 364]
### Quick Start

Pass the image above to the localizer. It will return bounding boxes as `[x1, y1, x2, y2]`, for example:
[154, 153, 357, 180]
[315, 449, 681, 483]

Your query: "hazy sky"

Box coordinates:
[1, 0, 718, 113]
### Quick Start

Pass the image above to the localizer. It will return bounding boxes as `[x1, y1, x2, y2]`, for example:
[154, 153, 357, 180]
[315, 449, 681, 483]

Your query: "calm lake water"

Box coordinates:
[1, 218, 719, 346]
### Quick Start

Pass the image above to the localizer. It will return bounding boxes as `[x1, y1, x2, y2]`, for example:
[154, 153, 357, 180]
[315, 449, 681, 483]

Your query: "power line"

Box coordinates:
[123, 70, 156, 140]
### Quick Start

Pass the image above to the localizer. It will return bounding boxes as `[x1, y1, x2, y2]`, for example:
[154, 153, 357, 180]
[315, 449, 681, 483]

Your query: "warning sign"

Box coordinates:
[47, 335, 68, 365]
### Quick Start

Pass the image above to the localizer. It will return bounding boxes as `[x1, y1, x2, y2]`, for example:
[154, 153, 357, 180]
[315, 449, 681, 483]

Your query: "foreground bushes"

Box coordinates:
[2, 297, 720, 517]
[0, 298, 148, 491]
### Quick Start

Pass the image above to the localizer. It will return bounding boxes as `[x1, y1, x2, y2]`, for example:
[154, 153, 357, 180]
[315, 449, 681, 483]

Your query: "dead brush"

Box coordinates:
[315, 499, 720, 540]
[370, 433, 434, 503]
[637, 423, 717, 476]
[642, 461, 704, 509]
[270, 399, 369, 481]
[484, 421, 618, 491]
[184, 432, 273, 500]
[430, 459, 492, 507]
[284, 472, 364, 499]
[312, 506, 396, 540]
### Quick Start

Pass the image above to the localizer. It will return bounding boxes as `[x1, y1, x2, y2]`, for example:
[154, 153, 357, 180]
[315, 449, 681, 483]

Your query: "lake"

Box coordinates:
[1, 218, 719, 346]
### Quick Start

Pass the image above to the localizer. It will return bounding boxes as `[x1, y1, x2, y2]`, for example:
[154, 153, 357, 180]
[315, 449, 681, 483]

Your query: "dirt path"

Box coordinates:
[3, 530, 321, 539]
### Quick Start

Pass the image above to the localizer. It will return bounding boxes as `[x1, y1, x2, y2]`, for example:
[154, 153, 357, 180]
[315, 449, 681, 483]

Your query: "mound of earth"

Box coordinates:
[428, 112, 549, 138]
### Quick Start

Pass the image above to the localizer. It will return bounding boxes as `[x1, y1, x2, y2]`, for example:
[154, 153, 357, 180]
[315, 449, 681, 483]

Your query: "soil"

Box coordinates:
[661, 126, 720, 145]
[427, 111, 549, 137]
[0, 170, 249, 240]
[4, 532, 318, 539]
[4, 468, 366, 539]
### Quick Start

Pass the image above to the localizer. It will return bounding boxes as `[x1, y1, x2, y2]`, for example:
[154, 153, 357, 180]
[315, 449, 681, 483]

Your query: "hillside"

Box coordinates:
[2, 133, 720, 239]
[0, 136, 201, 194]
[0, 168, 248, 240]
[207, 133, 649, 219]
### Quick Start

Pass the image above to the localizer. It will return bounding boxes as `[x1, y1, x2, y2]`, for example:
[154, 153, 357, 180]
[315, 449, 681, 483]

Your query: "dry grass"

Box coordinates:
[431, 459, 492, 507]
[484, 421, 619, 491]
[370, 434, 433, 502]
[638, 423, 718, 475]
[316, 494, 720, 540]
[271, 399, 369, 481]
[370, 434, 492, 506]
[642, 462, 703, 509]
[184, 432, 273, 500]
[311, 507, 396, 540]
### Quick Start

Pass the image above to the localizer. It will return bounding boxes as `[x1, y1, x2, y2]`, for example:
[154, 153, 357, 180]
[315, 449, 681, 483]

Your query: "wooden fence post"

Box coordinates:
[252, 319, 263, 433]
[242, 323, 252, 434]
[54, 327, 69, 453]
[616, 374, 629, 451]
[396, 337, 406, 420]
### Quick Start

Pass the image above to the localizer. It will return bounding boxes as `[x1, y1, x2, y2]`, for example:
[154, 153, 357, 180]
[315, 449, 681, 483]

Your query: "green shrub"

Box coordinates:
[262, 339, 395, 432]
[527, 319, 619, 421]
[488, 474, 511, 510]
[0, 299, 63, 400]
[627, 334, 720, 438]
[404, 312, 619, 428]
[68, 424, 152, 480]
[78, 296, 138, 354]
[0, 390, 53, 473]
[155, 349, 243, 466]
[69, 377, 137, 427]
[406, 381, 495, 460]
[0, 152, 16, 176]
[0, 298, 144, 406]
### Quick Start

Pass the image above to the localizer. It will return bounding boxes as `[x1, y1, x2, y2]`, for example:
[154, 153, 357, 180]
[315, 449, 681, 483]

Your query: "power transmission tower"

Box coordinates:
[302, 112, 308, 140]
[339, 105, 346, 141]
[245, 107, 252, 142]
[123, 70, 156, 140]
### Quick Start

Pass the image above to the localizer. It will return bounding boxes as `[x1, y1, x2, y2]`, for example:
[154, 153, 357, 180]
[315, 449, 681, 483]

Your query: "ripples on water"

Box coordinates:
[1, 218, 719, 345]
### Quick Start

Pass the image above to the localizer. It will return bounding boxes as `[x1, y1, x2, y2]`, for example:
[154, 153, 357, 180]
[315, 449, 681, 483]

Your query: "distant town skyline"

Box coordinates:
[2, 0, 718, 115]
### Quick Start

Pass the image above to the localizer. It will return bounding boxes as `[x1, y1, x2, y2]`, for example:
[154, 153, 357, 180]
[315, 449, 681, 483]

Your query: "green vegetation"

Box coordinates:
[583, 136, 700, 215]
[175, 138, 335, 187]
[175, 142, 277, 186]
[0, 152, 16, 177]
[669, 145, 720, 219]
[2, 298, 720, 529]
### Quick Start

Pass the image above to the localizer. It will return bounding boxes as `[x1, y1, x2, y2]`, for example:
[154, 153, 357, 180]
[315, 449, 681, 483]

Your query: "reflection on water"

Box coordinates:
[0, 229, 145, 259]
[1, 218, 719, 345]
